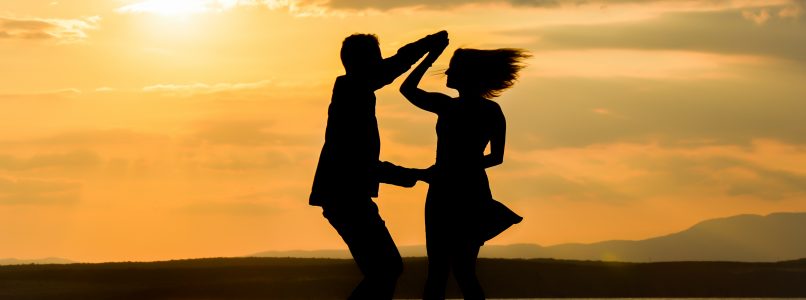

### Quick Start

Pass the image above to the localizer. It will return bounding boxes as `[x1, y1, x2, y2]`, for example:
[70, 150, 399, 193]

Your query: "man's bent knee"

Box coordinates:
[389, 256, 403, 278]
[367, 255, 403, 280]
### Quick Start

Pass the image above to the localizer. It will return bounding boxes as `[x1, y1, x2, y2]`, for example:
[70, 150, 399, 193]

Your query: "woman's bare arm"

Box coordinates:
[400, 34, 451, 114]
[484, 105, 506, 168]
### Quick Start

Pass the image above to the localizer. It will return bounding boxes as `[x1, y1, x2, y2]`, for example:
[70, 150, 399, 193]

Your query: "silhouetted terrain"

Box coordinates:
[1, 257, 805, 299]
[0, 257, 74, 266]
[254, 212, 806, 262]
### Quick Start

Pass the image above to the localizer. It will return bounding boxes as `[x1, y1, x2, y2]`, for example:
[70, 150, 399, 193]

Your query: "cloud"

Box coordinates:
[179, 201, 279, 216]
[0, 16, 100, 43]
[319, 0, 485, 10]
[302, 0, 791, 11]
[142, 80, 273, 96]
[200, 150, 298, 170]
[717, 159, 806, 199]
[494, 141, 806, 204]
[503, 75, 806, 150]
[624, 155, 806, 200]
[0, 88, 82, 100]
[529, 50, 765, 79]
[178, 192, 285, 217]
[191, 119, 313, 147]
[0, 150, 101, 171]
[114, 0, 794, 15]
[94, 87, 116, 92]
[0, 130, 164, 147]
[0, 177, 81, 205]
[495, 172, 635, 203]
[778, 0, 805, 18]
[117, 0, 294, 15]
[742, 9, 772, 24]
[486, 9, 806, 150]
[118, 0, 220, 15]
[522, 9, 806, 63]
[308, 0, 516, 10]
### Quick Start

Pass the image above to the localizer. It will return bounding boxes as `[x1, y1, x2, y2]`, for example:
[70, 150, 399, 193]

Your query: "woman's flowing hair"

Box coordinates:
[450, 48, 531, 98]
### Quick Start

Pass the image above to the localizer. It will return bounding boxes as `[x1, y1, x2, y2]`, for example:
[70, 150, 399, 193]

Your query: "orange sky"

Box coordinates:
[1, 0, 805, 262]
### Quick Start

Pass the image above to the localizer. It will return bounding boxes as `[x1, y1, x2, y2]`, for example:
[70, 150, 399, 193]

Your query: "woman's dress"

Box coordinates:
[425, 97, 521, 247]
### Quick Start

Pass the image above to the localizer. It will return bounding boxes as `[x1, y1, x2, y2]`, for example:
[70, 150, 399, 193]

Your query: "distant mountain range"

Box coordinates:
[0, 257, 75, 266]
[252, 212, 806, 262]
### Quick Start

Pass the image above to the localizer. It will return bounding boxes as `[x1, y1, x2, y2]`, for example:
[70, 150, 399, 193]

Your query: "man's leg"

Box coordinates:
[323, 198, 403, 300]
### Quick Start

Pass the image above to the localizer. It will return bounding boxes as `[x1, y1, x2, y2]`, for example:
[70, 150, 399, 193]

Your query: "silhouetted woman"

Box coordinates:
[401, 37, 529, 300]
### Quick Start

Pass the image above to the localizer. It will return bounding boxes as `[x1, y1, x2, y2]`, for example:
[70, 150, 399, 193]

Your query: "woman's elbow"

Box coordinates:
[399, 84, 412, 93]
[487, 155, 504, 167]
[399, 86, 416, 99]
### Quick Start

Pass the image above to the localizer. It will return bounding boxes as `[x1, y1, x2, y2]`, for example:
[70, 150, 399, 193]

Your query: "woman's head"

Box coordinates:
[446, 48, 531, 98]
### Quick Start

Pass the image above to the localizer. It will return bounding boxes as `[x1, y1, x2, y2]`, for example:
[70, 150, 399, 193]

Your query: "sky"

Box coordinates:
[1, 0, 805, 262]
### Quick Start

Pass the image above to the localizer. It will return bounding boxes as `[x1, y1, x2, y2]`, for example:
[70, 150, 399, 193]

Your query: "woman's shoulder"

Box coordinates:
[481, 98, 504, 114]
[431, 94, 458, 113]
[482, 98, 500, 106]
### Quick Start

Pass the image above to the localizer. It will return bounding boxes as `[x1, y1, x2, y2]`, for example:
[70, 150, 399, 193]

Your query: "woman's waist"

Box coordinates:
[434, 156, 484, 171]
[427, 168, 490, 190]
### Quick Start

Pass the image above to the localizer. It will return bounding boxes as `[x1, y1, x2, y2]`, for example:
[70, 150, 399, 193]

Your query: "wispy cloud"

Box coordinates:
[190, 119, 313, 147]
[0, 130, 163, 147]
[519, 8, 806, 64]
[117, 0, 294, 15]
[529, 50, 766, 79]
[496, 140, 806, 204]
[301, 0, 791, 11]
[142, 80, 273, 96]
[742, 0, 806, 24]
[0, 150, 101, 171]
[0, 176, 81, 206]
[0, 88, 82, 99]
[778, 0, 805, 18]
[0, 16, 100, 43]
[742, 9, 772, 24]
[179, 201, 279, 216]
[94, 87, 116, 93]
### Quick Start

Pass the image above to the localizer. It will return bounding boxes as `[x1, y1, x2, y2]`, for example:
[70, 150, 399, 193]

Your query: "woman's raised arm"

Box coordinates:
[400, 33, 451, 114]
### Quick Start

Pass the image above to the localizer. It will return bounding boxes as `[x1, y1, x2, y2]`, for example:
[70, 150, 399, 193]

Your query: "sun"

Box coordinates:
[118, 0, 239, 16]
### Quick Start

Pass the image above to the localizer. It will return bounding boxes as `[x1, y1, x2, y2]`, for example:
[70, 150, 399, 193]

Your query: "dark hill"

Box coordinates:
[534, 212, 806, 261]
[1, 257, 805, 299]
[0, 257, 74, 266]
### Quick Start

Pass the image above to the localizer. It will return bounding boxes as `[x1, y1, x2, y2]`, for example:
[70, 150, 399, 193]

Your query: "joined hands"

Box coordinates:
[427, 30, 449, 52]
[414, 165, 436, 184]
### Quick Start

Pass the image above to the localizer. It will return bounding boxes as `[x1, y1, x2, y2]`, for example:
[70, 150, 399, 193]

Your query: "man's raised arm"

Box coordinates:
[371, 30, 448, 89]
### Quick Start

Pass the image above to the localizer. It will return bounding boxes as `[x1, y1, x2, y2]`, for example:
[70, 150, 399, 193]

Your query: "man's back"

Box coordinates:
[310, 75, 382, 206]
[307, 31, 447, 300]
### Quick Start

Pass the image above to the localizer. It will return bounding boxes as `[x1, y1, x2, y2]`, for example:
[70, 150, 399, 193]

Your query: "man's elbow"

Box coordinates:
[493, 154, 504, 166]
[490, 155, 504, 166]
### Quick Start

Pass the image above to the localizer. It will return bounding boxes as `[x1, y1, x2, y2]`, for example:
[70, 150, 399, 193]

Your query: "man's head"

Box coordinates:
[341, 34, 383, 76]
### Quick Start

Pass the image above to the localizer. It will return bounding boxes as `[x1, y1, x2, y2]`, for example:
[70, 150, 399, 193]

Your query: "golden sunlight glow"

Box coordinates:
[1, 0, 805, 263]
[118, 0, 240, 15]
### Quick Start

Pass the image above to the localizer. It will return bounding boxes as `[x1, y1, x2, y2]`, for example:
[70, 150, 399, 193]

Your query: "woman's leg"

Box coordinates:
[452, 242, 485, 300]
[423, 230, 450, 299]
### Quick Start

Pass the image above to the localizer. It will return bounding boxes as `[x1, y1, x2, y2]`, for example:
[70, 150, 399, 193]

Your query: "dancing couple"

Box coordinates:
[310, 30, 529, 300]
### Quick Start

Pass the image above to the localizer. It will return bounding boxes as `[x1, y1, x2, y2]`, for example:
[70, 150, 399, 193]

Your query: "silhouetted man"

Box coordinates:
[310, 31, 448, 300]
